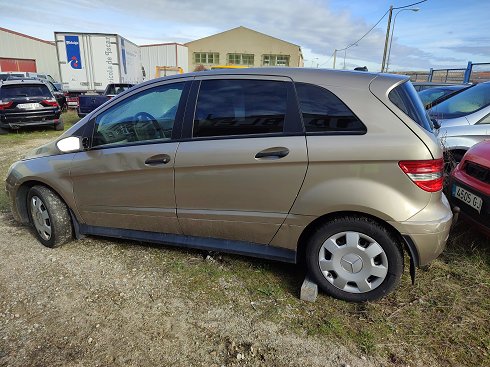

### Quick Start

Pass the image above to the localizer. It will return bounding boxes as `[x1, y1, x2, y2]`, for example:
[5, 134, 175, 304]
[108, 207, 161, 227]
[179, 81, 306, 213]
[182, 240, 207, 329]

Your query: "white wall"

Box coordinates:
[140, 43, 189, 79]
[0, 28, 60, 80]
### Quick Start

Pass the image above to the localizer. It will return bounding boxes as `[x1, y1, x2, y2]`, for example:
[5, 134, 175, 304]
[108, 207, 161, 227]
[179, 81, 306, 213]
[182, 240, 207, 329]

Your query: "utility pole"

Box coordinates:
[333, 49, 337, 69]
[381, 5, 393, 72]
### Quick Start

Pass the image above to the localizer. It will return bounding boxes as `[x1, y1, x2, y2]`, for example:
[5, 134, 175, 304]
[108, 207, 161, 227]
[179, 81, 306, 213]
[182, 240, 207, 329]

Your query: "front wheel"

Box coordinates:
[306, 216, 403, 302]
[27, 186, 73, 248]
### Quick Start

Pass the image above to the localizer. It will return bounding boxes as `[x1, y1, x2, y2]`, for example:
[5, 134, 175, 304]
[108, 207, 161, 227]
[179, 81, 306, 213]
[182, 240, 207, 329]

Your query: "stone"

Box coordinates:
[300, 277, 318, 302]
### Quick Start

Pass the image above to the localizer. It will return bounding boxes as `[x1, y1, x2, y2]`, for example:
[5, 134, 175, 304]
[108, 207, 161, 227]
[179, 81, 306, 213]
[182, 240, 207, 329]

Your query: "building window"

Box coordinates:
[194, 52, 219, 64]
[227, 53, 254, 66]
[262, 54, 290, 67]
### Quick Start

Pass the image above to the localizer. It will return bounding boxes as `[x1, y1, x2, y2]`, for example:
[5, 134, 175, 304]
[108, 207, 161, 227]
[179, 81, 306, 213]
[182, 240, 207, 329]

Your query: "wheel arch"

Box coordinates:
[15, 180, 75, 225]
[296, 210, 419, 281]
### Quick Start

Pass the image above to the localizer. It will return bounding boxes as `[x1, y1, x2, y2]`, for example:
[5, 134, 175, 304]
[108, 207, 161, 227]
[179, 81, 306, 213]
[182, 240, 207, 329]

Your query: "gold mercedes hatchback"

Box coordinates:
[5, 68, 453, 302]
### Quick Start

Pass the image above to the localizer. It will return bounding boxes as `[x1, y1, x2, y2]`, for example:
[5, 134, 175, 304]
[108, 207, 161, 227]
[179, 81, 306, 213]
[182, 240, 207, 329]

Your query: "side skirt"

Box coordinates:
[79, 224, 297, 264]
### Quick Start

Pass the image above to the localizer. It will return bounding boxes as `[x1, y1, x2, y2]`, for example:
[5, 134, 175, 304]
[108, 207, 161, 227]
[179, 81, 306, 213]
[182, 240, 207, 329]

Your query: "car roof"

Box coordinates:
[138, 67, 408, 90]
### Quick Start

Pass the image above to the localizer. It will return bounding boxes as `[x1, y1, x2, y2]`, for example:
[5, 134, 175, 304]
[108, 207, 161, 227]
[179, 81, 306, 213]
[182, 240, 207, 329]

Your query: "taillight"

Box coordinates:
[0, 100, 13, 110]
[398, 159, 444, 192]
[41, 99, 59, 107]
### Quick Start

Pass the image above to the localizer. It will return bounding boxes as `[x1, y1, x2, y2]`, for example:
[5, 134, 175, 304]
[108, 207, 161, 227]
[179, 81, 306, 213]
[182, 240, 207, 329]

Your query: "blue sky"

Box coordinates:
[1, 0, 489, 71]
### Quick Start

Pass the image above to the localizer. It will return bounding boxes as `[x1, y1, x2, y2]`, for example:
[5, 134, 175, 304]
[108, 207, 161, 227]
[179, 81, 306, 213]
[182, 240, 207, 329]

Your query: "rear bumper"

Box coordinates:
[1, 118, 60, 129]
[389, 193, 453, 266]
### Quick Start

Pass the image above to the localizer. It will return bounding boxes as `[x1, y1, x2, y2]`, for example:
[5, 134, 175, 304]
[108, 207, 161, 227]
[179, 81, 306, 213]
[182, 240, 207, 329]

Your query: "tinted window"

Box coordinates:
[430, 83, 490, 119]
[93, 83, 184, 147]
[193, 79, 287, 138]
[0, 84, 52, 99]
[295, 83, 366, 133]
[389, 81, 432, 131]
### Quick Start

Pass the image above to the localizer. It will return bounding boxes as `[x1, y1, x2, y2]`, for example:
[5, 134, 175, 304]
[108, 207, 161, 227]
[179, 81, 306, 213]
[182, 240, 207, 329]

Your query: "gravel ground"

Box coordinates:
[0, 213, 381, 367]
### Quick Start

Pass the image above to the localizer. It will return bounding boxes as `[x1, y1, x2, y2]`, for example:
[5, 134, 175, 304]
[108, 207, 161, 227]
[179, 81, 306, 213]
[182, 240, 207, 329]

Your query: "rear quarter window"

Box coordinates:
[389, 81, 432, 131]
[295, 83, 366, 134]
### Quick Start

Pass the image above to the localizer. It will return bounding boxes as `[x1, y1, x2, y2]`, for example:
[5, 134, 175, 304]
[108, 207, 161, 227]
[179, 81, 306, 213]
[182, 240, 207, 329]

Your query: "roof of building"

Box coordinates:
[184, 26, 301, 49]
[140, 42, 187, 48]
[0, 27, 54, 46]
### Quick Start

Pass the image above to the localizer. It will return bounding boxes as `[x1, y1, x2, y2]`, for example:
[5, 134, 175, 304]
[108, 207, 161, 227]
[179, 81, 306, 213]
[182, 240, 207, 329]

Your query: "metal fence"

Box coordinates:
[429, 68, 466, 83]
[395, 62, 490, 84]
[468, 62, 490, 83]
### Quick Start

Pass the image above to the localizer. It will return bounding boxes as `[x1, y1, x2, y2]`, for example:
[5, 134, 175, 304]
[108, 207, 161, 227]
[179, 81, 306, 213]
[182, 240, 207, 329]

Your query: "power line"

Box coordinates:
[334, 0, 427, 52]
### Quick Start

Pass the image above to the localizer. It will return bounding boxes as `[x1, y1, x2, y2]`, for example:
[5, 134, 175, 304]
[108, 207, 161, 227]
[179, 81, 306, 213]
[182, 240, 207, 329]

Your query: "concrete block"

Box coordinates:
[300, 276, 318, 302]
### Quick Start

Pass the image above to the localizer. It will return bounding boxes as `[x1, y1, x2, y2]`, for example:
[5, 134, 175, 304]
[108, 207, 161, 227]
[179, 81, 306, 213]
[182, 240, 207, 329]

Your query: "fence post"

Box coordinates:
[428, 68, 433, 82]
[464, 61, 472, 83]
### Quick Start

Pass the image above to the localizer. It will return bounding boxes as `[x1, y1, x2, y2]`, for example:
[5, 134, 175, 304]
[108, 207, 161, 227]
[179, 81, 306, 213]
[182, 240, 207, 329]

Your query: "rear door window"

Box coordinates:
[193, 79, 287, 138]
[0, 84, 52, 99]
[389, 81, 432, 131]
[295, 83, 366, 134]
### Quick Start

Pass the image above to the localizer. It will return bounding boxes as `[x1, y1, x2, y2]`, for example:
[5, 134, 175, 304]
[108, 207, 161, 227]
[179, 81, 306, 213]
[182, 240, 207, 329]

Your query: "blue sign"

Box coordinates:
[121, 38, 127, 74]
[65, 35, 82, 69]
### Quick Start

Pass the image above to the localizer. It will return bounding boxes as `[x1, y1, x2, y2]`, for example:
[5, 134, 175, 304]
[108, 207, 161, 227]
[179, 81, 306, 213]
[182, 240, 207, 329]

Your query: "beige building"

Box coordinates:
[185, 26, 303, 71]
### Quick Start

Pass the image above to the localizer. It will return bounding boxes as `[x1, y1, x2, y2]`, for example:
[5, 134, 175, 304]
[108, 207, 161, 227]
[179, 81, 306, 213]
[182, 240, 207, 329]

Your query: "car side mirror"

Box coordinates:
[56, 136, 82, 153]
[431, 117, 441, 130]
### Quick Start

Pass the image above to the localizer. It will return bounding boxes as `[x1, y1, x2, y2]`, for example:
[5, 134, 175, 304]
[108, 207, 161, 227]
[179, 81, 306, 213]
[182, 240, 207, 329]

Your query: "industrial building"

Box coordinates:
[0, 27, 60, 80]
[140, 43, 189, 78]
[185, 26, 304, 71]
[0, 26, 303, 87]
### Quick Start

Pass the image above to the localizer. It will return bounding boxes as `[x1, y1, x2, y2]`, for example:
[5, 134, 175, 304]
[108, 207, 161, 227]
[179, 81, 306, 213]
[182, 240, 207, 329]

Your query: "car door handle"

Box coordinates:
[255, 147, 290, 159]
[145, 154, 171, 165]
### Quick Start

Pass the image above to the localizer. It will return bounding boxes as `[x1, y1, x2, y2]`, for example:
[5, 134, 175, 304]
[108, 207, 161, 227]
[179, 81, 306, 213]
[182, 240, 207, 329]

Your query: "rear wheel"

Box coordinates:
[0, 128, 8, 135]
[27, 186, 73, 248]
[306, 216, 403, 302]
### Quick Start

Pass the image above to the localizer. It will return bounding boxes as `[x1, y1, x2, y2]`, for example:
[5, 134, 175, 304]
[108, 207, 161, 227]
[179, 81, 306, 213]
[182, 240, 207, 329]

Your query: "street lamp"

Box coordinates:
[385, 8, 420, 72]
[381, 1, 425, 72]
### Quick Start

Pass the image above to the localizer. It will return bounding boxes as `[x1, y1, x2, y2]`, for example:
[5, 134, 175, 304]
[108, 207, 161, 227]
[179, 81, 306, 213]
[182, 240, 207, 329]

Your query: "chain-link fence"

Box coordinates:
[429, 68, 466, 83]
[469, 62, 490, 83]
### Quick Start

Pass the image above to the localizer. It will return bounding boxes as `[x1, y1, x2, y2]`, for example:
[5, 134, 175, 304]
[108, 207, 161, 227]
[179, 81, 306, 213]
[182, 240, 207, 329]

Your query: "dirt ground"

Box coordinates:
[0, 213, 382, 367]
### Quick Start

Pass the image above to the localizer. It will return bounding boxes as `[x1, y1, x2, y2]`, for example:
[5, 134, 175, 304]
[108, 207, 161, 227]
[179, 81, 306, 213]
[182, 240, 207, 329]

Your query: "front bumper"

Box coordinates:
[448, 177, 490, 235]
[389, 193, 453, 266]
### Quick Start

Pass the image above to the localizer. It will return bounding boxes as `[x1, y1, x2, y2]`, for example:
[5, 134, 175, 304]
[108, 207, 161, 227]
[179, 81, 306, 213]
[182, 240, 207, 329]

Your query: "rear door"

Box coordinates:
[174, 76, 308, 244]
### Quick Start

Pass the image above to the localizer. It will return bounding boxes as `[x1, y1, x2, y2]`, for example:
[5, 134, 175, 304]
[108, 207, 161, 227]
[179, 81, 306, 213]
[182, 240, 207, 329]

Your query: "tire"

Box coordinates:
[27, 186, 73, 248]
[0, 127, 8, 135]
[306, 216, 403, 302]
[54, 120, 64, 131]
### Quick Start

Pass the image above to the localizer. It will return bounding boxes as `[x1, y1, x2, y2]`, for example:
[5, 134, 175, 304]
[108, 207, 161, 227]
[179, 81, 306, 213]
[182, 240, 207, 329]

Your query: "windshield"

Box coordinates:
[418, 87, 463, 106]
[0, 84, 52, 99]
[430, 82, 490, 118]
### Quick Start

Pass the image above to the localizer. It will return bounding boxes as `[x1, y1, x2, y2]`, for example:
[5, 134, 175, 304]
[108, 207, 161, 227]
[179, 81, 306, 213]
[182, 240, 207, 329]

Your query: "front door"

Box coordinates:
[70, 80, 189, 234]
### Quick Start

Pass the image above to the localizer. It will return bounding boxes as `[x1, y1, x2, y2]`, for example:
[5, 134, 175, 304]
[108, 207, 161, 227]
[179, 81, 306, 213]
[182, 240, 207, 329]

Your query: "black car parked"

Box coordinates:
[0, 79, 63, 133]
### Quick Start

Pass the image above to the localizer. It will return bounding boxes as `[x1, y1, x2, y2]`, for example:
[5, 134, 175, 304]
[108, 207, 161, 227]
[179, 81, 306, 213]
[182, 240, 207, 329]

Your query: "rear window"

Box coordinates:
[389, 81, 432, 131]
[0, 84, 52, 99]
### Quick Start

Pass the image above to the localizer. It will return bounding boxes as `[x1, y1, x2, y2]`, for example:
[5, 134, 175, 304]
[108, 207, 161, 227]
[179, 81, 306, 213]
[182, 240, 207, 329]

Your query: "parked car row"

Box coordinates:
[417, 81, 490, 237]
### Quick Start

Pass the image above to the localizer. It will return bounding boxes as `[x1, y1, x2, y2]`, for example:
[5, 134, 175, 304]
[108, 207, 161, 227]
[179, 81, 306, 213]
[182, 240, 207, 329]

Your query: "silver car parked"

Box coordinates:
[431, 82, 490, 162]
